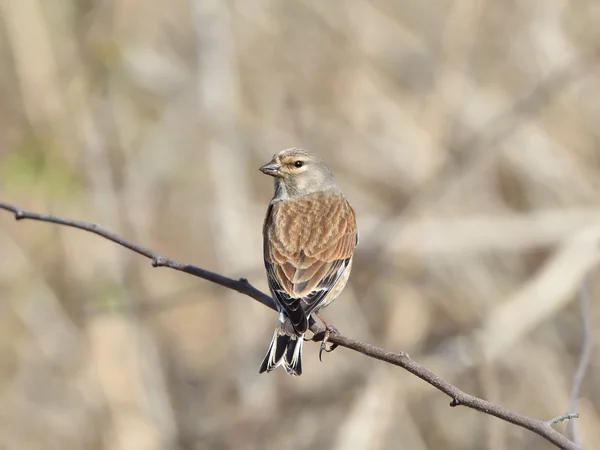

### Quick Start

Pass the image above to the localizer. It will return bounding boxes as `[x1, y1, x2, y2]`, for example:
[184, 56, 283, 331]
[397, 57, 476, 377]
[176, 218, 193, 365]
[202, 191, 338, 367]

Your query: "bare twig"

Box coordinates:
[0, 200, 581, 450]
[548, 413, 580, 426]
[0, 201, 275, 311]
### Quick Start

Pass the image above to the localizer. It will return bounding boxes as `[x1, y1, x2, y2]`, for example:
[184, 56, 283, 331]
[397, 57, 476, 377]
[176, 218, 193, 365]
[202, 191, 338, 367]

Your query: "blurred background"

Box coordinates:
[1, 1, 600, 449]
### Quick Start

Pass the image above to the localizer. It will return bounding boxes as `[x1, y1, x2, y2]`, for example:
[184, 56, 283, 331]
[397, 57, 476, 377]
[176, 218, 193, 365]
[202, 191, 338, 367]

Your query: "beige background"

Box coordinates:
[0, 1, 599, 449]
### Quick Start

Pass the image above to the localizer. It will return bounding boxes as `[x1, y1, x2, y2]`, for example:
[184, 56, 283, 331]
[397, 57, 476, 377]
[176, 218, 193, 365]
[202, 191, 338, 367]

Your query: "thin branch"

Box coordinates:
[0, 201, 275, 311]
[313, 332, 578, 450]
[0, 200, 581, 450]
[548, 413, 580, 426]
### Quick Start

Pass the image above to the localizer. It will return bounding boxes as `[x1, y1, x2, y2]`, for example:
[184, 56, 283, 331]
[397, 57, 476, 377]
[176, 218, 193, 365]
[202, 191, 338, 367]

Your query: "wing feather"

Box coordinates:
[263, 191, 357, 334]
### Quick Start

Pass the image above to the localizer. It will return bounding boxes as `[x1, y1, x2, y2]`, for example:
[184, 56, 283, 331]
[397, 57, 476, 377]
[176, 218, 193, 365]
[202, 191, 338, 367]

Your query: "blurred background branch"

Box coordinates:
[566, 266, 596, 446]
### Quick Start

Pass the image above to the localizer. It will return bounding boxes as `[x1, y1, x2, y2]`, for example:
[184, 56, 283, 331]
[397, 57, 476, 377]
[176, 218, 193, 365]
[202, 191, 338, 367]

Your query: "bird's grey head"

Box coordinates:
[259, 148, 339, 200]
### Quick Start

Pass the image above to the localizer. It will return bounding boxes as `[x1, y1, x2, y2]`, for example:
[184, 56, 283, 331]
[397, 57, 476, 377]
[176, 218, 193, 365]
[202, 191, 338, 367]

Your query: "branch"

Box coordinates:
[0, 201, 275, 311]
[0, 200, 580, 450]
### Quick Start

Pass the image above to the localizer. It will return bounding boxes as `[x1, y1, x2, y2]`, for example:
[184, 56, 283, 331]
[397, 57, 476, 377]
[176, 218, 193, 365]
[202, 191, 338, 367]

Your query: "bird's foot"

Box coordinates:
[319, 324, 339, 362]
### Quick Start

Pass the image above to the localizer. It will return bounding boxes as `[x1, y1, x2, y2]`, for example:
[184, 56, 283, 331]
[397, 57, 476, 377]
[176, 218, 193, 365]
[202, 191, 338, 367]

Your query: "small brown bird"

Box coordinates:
[258, 148, 358, 376]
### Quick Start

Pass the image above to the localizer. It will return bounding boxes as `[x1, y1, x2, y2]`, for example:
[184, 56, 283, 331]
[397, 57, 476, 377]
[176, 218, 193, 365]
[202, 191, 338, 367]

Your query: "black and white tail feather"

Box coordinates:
[259, 313, 304, 376]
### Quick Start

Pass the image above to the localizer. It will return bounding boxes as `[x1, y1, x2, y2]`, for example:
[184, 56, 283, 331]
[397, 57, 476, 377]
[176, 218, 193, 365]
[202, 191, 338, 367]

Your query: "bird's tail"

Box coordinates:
[259, 316, 304, 376]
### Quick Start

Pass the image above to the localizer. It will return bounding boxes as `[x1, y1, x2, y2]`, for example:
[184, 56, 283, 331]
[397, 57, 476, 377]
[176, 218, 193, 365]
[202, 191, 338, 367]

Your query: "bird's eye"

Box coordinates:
[294, 161, 304, 168]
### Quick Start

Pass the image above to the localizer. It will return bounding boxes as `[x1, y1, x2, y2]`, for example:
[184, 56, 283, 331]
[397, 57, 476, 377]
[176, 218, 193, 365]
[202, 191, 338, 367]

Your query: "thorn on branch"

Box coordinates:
[152, 257, 165, 267]
[450, 398, 461, 407]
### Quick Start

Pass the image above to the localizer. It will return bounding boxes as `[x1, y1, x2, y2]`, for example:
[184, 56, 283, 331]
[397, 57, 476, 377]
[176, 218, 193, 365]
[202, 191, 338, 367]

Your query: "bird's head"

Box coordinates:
[259, 148, 337, 199]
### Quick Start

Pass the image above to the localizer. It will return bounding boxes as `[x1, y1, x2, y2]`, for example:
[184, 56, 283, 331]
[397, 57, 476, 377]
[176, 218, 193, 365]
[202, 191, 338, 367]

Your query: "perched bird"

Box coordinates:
[258, 148, 358, 376]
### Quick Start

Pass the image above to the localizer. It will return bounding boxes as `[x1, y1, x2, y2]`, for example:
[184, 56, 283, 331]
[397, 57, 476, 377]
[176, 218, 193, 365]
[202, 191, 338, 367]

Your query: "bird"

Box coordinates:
[258, 148, 358, 376]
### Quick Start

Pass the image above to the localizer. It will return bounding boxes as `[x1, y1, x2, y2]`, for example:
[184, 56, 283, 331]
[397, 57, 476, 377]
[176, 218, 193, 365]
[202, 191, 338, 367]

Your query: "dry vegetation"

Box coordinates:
[1, 1, 600, 449]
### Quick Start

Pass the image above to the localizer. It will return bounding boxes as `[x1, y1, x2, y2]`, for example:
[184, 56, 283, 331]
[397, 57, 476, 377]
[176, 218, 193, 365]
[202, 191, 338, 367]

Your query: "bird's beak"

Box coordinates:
[259, 161, 281, 176]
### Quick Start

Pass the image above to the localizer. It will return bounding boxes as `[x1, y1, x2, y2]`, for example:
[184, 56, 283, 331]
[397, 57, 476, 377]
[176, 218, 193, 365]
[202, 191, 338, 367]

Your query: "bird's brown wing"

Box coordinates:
[263, 192, 357, 334]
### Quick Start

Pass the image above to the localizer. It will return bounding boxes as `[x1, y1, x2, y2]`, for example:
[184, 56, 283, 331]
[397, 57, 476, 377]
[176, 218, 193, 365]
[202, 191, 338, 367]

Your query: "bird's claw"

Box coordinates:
[318, 325, 339, 362]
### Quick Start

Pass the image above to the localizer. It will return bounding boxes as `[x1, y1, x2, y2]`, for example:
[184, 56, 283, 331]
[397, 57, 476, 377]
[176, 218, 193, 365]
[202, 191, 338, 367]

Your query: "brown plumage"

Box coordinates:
[258, 148, 358, 376]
